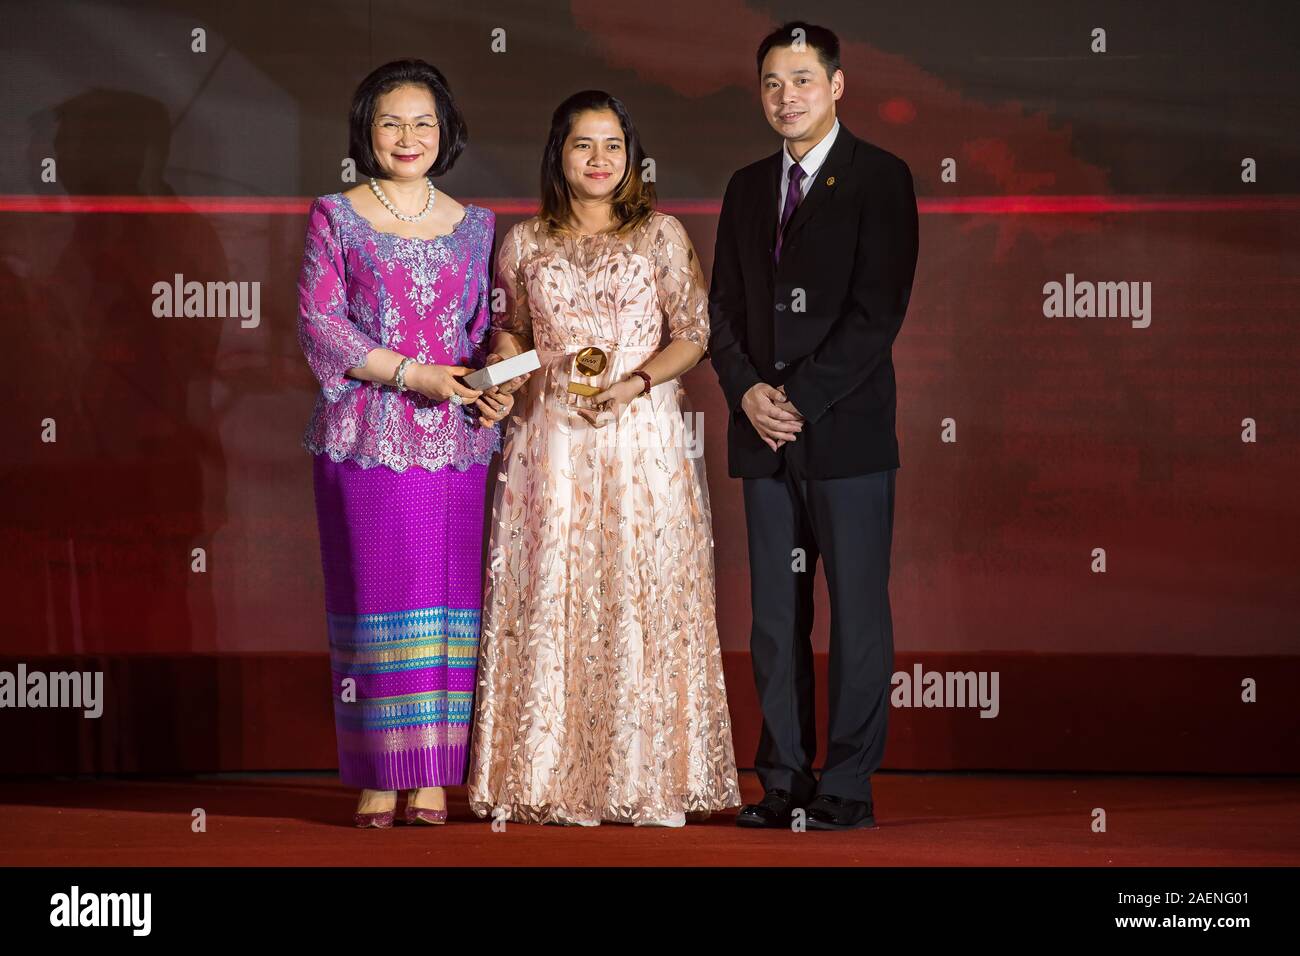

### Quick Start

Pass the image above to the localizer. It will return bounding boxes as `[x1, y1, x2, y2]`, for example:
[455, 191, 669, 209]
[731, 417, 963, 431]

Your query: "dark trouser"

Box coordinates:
[741, 462, 896, 804]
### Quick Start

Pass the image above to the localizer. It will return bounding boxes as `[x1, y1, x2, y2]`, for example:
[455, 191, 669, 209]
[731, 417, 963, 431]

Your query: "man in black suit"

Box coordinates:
[709, 21, 919, 830]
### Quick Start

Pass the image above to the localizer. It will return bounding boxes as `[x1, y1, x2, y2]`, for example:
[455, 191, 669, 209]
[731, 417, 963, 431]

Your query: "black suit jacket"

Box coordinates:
[708, 125, 919, 479]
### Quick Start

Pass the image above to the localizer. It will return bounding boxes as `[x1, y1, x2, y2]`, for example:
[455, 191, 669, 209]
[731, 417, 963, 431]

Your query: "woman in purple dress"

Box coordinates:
[297, 60, 519, 828]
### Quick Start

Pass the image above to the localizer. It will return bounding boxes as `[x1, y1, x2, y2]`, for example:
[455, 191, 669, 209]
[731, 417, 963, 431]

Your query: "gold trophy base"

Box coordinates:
[566, 345, 609, 409]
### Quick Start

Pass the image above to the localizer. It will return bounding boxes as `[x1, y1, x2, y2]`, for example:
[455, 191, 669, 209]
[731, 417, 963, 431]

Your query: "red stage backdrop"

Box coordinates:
[1, 0, 1297, 773]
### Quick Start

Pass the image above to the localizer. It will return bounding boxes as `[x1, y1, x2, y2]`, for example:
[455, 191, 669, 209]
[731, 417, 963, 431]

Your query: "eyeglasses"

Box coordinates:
[372, 120, 438, 140]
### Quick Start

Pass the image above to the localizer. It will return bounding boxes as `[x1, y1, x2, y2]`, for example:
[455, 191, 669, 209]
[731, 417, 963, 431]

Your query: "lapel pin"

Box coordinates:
[826, 176, 836, 186]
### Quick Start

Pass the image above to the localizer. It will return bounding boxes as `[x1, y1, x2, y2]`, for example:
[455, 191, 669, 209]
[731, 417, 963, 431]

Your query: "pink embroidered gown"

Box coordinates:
[467, 213, 742, 824]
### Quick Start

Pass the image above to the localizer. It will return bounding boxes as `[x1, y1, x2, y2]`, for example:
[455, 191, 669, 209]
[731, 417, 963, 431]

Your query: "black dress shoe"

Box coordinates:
[735, 788, 799, 829]
[805, 794, 876, 830]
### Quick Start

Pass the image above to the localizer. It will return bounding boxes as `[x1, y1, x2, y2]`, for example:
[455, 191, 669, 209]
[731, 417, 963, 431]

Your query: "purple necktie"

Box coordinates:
[774, 162, 806, 265]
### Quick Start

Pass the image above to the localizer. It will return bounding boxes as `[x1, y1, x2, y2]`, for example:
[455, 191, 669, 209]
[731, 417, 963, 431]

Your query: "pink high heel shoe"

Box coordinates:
[402, 787, 449, 824]
[404, 804, 448, 825]
[353, 809, 395, 829]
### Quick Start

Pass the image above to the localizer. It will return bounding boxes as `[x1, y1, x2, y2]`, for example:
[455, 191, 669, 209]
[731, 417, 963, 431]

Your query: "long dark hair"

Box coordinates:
[539, 90, 655, 235]
[347, 59, 468, 179]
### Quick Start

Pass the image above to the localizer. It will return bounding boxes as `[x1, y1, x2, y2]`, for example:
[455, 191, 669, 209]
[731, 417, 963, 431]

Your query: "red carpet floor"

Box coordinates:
[1, 772, 1296, 867]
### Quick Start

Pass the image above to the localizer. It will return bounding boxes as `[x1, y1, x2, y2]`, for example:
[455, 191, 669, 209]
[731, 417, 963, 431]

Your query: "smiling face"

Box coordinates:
[760, 45, 843, 150]
[561, 108, 627, 204]
[370, 84, 440, 181]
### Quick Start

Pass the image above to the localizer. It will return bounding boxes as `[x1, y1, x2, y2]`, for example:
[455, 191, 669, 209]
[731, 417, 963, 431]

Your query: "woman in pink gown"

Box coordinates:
[467, 91, 741, 826]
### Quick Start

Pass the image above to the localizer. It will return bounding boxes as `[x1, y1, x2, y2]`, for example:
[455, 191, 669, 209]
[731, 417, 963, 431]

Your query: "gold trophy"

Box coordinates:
[566, 346, 609, 409]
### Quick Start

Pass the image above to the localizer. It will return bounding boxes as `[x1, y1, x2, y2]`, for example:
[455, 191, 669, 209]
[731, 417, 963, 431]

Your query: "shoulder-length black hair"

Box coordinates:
[347, 59, 467, 179]
[539, 90, 655, 236]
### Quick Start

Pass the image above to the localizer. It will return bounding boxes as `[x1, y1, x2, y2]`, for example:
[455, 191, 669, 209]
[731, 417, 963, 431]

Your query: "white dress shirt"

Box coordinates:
[779, 118, 841, 213]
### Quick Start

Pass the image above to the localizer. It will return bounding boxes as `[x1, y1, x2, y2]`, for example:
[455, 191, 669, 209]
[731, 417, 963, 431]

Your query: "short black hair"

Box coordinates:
[755, 21, 842, 81]
[347, 59, 467, 178]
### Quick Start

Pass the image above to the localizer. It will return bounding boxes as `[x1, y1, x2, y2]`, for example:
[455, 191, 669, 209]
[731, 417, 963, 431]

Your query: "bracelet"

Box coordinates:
[393, 356, 416, 391]
[629, 369, 652, 397]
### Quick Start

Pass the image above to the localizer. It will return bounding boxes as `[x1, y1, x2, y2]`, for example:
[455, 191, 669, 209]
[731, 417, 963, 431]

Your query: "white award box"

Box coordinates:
[461, 350, 541, 391]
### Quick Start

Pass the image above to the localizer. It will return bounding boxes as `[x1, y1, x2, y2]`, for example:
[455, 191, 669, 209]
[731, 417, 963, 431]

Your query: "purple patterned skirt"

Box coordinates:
[311, 454, 487, 790]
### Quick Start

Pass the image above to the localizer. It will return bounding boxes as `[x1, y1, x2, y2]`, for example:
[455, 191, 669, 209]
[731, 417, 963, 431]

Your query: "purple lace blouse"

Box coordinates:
[296, 193, 501, 473]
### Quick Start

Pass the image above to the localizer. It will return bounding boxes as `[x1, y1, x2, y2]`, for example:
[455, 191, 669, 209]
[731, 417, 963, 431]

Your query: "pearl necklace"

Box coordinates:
[368, 176, 435, 223]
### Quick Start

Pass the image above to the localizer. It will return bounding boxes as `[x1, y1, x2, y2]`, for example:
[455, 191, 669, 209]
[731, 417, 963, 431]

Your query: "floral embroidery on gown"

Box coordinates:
[467, 212, 742, 824]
